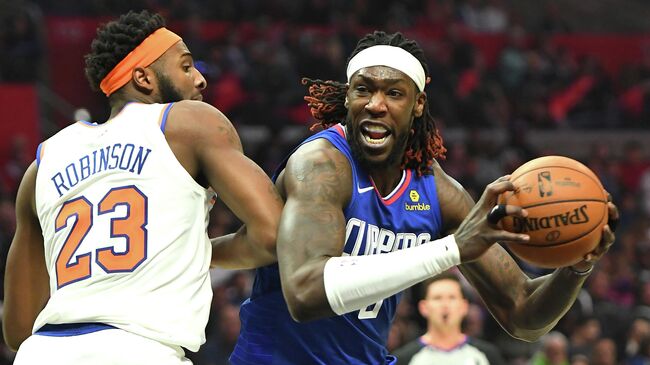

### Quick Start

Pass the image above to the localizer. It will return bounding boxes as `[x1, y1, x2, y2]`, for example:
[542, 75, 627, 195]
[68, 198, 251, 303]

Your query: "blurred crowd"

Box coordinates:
[1, 0, 650, 364]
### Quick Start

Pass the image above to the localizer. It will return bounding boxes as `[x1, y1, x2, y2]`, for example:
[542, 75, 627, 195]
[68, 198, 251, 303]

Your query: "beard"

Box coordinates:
[155, 70, 184, 103]
[345, 118, 409, 172]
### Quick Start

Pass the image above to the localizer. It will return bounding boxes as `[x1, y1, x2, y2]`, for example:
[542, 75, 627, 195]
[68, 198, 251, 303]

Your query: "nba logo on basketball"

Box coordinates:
[537, 171, 553, 197]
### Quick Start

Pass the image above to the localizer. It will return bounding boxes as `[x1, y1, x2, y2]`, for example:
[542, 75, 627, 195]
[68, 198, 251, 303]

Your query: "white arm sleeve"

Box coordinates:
[323, 234, 460, 315]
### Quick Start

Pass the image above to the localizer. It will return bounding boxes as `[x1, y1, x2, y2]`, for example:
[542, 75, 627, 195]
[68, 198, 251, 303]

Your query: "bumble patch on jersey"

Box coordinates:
[405, 189, 430, 211]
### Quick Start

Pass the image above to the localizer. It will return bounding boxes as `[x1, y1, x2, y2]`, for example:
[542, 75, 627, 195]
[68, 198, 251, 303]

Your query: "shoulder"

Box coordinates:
[17, 161, 38, 218]
[431, 160, 474, 233]
[167, 100, 232, 130]
[287, 138, 348, 169]
[431, 160, 468, 199]
[282, 138, 352, 203]
[165, 100, 240, 149]
[21, 162, 37, 193]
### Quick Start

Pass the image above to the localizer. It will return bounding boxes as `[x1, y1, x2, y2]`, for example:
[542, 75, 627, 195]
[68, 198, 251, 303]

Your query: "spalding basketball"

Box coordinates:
[497, 156, 608, 268]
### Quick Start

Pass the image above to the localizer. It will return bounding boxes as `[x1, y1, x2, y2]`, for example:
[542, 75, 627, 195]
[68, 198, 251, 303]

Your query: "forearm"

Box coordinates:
[3, 290, 46, 351]
[285, 235, 461, 322]
[511, 267, 590, 339]
[210, 226, 276, 269]
[459, 245, 589, 342]
[324, 235, 460, 314]
[4, 248, 50, 350]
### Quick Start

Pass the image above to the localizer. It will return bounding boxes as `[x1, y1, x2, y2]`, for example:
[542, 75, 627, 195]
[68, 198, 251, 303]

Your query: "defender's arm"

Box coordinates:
[165, 101, 283, 269]
[3, 162, 50, 350]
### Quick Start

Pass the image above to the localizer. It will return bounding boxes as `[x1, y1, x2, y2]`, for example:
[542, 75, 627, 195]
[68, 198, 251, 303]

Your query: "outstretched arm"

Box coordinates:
[165, 101, 283, 269]
[3, 162, 50, 351]
[434, 163, 618, 341]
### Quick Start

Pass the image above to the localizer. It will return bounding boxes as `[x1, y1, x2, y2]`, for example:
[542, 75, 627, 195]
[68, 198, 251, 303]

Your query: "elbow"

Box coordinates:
[500, 319, 550, 342]
[3, 324, 27, 352]
[252, 224, 278, 258]
[504, 328, 545, 343]
[5, 338, 21, 353]
[260, 227, 278, 256]
[284, 288, 317, 323]
[282, 274, 326, 323]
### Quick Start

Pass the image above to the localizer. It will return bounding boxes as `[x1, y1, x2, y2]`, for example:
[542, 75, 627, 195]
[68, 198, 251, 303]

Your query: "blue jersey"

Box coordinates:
[231, 124, 444, 365]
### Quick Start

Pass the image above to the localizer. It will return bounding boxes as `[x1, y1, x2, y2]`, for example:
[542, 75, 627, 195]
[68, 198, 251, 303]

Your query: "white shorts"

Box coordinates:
[14, 325, 192, 365]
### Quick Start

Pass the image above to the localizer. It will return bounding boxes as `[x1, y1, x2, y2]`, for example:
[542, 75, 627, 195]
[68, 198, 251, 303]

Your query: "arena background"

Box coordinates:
[1, 0, 650, 363]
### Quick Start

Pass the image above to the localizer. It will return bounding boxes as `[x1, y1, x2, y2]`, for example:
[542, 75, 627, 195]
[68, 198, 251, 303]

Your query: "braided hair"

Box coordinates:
[84, 10, 165, 93]
[302, 31, 446, 175]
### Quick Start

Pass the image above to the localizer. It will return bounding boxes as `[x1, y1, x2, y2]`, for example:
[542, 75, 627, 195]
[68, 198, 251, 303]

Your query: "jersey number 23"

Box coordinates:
[54, 185, 148, 289]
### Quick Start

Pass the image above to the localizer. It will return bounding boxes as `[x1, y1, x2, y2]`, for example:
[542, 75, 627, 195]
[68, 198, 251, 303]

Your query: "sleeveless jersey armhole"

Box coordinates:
[158, 102, 175, 133]
[36, 142, 44, 167]
[427, 169, 445, 238]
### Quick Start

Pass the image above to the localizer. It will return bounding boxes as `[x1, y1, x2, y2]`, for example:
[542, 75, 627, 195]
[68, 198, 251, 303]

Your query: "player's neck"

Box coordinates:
[421, 330, 466, 350]
[369, 166, 403, 197]
[107, 94, 156, 120]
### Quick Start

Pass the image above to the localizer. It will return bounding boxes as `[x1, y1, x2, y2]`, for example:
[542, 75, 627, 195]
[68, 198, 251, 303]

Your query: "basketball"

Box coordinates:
[497, 156, 608, 268]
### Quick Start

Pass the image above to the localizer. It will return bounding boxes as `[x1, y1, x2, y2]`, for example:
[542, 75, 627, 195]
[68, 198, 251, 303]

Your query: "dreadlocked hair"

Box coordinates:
[84, 10, 165, 93]
[301, 30, 446, 176]
[301, 78, 348, 131]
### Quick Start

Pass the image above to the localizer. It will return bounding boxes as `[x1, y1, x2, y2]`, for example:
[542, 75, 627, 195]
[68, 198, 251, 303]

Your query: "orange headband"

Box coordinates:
[99, 27, 182, 96]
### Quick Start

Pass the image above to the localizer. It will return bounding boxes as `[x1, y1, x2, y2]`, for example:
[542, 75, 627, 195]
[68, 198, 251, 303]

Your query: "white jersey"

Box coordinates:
[33, 102, 215, 352]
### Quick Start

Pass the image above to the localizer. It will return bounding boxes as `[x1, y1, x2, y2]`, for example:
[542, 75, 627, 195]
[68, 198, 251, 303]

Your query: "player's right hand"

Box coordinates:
[454, 175, 530, 262]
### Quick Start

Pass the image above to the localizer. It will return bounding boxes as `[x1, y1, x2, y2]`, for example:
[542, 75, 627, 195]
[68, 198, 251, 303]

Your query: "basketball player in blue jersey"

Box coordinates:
[3, 10, 282, 364]
[231, 31, 619, 365]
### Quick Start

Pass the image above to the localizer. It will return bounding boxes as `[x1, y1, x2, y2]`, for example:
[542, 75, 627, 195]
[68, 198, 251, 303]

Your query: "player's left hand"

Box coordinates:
[569, 191, 619, 272]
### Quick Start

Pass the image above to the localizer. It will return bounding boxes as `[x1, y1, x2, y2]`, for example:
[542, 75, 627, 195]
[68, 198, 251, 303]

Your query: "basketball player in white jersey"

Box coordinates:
[3, 10, 283, 364]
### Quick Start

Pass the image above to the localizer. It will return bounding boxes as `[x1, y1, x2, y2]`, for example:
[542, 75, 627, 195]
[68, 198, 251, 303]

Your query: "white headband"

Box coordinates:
[346, 45, 426, 91]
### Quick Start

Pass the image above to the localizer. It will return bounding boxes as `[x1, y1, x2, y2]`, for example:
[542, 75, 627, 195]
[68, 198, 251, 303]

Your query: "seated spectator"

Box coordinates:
[529, 331, 570, 365]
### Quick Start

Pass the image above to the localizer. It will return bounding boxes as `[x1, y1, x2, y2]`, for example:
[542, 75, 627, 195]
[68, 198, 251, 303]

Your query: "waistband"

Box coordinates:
[35, 322, 116, 337]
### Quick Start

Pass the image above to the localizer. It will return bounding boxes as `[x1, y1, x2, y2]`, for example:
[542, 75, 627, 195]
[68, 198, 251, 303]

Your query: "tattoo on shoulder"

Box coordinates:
[282, 153, 348, 255]
[292, 154, 345, 202]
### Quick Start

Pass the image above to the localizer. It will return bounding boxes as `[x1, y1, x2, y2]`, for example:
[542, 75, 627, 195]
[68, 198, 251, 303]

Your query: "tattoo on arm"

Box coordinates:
[276, 150, 349, 318]
[283, 150, 349, 258]
[491, 246, 520, 300]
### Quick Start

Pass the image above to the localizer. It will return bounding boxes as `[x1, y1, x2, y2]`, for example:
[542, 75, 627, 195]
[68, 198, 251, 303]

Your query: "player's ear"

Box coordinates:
[414, 91, 426, 118]
[132, 66, 155, 93]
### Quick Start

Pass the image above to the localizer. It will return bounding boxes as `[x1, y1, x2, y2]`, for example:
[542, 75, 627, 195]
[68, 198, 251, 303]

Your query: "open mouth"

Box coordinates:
[361, 123, 391, 145]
